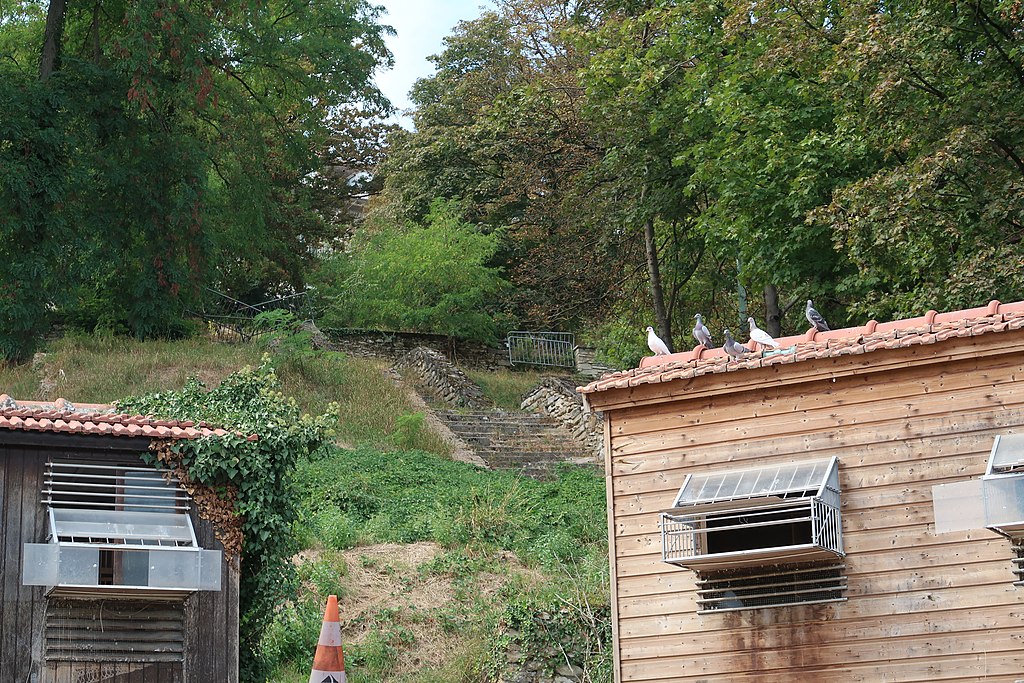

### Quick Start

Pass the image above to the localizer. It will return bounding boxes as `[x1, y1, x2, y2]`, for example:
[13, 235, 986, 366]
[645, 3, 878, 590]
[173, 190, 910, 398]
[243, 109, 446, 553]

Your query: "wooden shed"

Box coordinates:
[579, 300, 1024, 683]
[0, 396, 240, 682]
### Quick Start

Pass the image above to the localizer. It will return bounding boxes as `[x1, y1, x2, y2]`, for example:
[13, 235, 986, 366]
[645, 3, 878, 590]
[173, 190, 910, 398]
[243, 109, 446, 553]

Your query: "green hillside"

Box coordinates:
[2, 333, 610, 682]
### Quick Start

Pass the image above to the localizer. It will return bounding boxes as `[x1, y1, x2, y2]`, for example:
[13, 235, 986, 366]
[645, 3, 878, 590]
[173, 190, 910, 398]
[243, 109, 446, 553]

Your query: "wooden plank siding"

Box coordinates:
[0, 437, 238, 683]
[589, 332, 1024, 683]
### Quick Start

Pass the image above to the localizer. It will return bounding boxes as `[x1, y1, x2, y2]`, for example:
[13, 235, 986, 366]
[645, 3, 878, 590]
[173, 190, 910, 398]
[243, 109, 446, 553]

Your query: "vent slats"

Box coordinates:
[1012, 543, 1023, 587]
[45, 600, 185, 663]
[695, 563, 847, 613]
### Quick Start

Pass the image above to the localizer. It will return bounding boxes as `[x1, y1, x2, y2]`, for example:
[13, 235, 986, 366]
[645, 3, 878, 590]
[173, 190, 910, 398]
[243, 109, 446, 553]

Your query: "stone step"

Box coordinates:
[434, 413, 557, 423]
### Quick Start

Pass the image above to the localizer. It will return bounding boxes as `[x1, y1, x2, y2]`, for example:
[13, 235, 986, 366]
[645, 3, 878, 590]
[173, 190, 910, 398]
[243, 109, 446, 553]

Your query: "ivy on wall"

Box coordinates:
[120, 357, 337, 681]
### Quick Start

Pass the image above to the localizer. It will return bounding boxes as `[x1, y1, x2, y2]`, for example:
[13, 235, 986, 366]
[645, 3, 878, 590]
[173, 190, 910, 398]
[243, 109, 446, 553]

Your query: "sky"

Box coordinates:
[374, 0, 495, 128]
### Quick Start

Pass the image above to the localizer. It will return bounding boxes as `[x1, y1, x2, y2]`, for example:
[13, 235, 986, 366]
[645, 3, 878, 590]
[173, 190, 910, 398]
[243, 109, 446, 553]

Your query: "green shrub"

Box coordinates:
[312, 198, 510, 343]
[120, 358, 337, 681]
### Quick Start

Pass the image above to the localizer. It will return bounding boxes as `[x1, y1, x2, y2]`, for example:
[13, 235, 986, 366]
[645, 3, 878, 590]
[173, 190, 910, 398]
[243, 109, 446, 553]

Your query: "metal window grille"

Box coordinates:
[662, 457, 843, 572]
[23, 459, 221, 593]
[695, 563, 847, 613]
[507, 331, 576, 369]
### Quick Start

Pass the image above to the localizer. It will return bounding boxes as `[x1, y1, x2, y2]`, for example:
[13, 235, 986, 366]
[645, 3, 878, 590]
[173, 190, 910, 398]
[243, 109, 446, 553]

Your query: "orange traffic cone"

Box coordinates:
[309, 594, 346, 683]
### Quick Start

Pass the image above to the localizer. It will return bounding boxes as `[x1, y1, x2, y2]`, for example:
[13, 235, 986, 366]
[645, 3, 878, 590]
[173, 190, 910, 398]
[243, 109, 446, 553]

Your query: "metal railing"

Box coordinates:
[193, 288, 308, 342]
[507, 331, 576, 369]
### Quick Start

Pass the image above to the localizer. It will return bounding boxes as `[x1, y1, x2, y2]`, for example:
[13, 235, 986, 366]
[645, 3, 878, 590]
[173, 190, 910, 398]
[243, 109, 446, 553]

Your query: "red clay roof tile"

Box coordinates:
[579, 299, 1024, 395]
[0, 397, 257, 441]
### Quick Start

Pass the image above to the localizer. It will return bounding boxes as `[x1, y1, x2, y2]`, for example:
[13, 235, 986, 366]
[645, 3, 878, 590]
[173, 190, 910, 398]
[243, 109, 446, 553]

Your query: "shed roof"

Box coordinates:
[0, 394, 252, 441]
[579, 299, 1024, 396]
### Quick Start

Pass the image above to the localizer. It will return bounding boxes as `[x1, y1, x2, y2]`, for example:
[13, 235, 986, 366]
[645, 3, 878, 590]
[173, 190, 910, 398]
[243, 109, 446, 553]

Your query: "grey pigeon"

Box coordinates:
[723, 329, 749, 361]
[693, 314, 713, 347]
[805, 299, 830, 332]
[646, 326, 671, 356]
[747, 317, 780, 349]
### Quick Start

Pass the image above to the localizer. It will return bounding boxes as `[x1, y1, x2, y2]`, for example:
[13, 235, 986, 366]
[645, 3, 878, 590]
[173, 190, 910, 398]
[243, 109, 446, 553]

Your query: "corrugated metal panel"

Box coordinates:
[672, 457, 838, 507]
[45, 599, 184, 663]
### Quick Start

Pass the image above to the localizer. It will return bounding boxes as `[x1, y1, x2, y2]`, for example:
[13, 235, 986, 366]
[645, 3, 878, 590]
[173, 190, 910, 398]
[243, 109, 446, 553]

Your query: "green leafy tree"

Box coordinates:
[313, 199, 510, 342]
[0, 0, 394, 358]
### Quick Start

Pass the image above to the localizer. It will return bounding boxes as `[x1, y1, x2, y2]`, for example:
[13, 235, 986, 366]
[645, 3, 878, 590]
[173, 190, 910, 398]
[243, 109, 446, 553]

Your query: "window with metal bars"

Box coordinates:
[661, 457, 846, 611]
[22, 458, 222, 594]
[662, 457, 844, 572]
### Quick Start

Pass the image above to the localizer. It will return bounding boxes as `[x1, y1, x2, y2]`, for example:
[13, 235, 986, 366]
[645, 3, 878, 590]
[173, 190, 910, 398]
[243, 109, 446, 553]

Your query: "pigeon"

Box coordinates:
[805, 299, 830, 332]
[747, 317, 780, 349]
[693, 314, 713, 348]
[646, 326, 671, 356]
[723, 329, 749, 361]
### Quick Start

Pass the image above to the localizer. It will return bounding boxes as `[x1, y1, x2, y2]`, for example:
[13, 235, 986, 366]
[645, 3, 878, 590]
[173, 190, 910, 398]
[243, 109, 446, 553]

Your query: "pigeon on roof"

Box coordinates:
[747, 317, 780, 349]
[646, 326, 671, 356]
[806, 299, 830, 332]
[693, 314, 713, 347]
[723, 329, 748, 360]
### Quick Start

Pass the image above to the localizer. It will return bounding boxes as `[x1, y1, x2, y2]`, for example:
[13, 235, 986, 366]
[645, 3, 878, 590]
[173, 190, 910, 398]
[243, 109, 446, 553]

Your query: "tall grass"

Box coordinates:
[0, 332, 450, 454]
[463, 367, 551, 410]
[266, 444, 610, 682]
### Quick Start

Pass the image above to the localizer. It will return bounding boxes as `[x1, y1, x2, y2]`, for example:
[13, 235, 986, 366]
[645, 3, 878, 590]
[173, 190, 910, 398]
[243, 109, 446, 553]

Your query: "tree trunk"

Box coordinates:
[644, 215, 672, 352]
[736, 257, 748, 333]
[39, 0, 67, 81]
[764, 284, 782, 338]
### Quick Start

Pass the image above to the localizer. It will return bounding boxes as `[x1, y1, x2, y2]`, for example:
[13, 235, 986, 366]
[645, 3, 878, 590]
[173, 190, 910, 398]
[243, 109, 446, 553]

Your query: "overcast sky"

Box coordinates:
[374, 0, 495, 127]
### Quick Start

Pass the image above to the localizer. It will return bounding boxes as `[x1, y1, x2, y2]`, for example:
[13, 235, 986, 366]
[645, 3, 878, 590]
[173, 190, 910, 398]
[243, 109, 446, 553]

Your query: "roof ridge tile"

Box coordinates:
[580, 299, 1024, 396]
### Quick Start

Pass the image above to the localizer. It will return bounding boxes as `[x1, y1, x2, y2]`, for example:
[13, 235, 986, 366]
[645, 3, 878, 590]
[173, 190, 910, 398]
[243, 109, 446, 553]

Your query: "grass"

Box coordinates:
[3, 330, 611, 682]
[263, 444, 611, 682]
[1, 332, 262, 403]
[0, 331, 450, 454]
[463, 367, 552, 410]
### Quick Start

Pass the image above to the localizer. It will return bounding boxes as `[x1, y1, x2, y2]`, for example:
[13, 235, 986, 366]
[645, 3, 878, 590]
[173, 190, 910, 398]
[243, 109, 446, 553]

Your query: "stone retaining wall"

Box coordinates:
[325, 328, 510, 369]
[394, 347, 493, 409]
[520, 377, 604, 460]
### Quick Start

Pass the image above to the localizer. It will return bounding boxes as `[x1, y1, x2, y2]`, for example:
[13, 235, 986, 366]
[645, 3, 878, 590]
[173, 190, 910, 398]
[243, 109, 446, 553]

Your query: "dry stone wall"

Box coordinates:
[325, 328, 510, 369]
[520, 377, 604, 460]
[394, 347, 492, 409]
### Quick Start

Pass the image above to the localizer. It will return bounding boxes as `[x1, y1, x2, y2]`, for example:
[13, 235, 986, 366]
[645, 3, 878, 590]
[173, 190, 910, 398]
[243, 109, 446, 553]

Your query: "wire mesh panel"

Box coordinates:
[507, 331, 576, 369]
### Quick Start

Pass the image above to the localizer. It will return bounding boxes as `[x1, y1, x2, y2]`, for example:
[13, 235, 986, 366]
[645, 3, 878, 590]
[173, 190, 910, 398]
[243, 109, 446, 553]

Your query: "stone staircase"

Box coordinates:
[436, 409, 597, 478]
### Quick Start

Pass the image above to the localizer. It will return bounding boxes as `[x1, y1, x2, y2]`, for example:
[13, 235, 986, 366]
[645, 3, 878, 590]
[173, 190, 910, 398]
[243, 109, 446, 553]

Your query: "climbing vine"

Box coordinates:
[119, 356, 337, 681]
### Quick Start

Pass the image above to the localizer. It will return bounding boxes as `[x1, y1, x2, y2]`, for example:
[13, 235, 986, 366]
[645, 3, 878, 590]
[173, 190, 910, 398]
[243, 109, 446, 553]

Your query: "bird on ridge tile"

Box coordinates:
[806, 299, 830, 332]
[723, 329, 749, 361]
[747, 317, 780, 349]
[693, 314, 713, 348]
[646, 326, 671, 356]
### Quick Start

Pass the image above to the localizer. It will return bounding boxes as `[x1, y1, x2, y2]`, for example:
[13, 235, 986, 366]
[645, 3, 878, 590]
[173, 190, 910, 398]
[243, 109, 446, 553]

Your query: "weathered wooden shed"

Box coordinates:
[0, 396, 240, 683]
[579, 300, 1024, 683]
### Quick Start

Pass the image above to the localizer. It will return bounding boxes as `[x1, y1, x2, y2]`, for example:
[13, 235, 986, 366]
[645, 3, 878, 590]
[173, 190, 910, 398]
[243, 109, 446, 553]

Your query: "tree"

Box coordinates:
[312, 199, 510, 342]
[0, 0, 395, 357]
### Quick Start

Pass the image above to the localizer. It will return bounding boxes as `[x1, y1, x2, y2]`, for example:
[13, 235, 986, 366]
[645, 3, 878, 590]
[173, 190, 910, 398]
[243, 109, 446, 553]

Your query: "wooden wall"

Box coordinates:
[0, 436, 239, 683]
[599, 339, 1024, 682]
[1, 445, 48, 682]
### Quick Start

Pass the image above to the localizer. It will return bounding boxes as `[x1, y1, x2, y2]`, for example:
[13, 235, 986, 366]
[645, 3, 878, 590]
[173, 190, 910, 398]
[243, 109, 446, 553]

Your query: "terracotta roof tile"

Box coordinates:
[579, 299, 1024, 395]
[0, 396, 257, 441]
